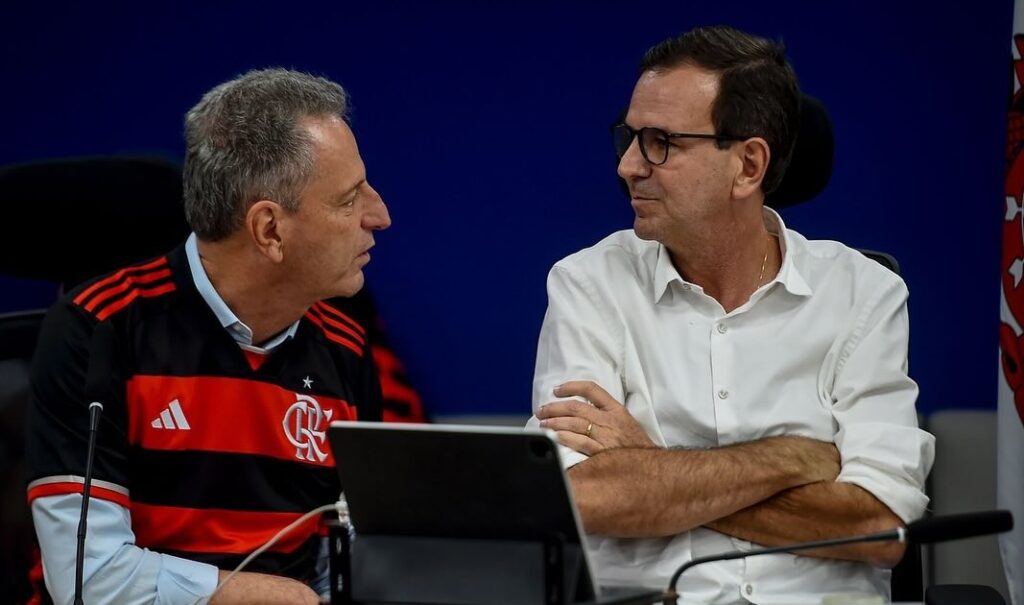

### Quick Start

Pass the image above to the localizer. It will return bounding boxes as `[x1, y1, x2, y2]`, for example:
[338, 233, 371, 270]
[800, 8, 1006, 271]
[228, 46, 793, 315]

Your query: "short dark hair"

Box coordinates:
[640, 25, 800, 194]
[183, 68, 350, 241]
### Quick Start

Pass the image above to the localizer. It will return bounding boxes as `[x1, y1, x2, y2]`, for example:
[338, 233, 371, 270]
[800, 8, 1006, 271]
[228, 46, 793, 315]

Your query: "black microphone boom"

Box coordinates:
[74, 401, 104, 605]
[904, 510, 1013, 544]
[662, 510, 1014, 605]
[73, 322, 117, 605]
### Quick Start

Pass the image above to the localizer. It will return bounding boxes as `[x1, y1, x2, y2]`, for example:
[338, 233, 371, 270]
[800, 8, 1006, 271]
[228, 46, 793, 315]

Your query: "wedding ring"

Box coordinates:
[585, 422, 594, 438]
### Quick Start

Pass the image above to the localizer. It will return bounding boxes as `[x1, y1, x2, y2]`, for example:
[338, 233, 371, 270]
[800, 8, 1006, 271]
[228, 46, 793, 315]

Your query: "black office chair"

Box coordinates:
[770, 96, 1002, 605]
[765, 94, 834, 211]
[0, 156, 188, 605]
[926, 584, 1007, 605]
[0, 311, 41, 605]
[0, 156, 189, 289]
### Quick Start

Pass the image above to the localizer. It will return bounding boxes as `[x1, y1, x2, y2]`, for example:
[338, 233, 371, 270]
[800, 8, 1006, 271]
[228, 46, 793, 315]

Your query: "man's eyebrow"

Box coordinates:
[340, 179, 365, 198]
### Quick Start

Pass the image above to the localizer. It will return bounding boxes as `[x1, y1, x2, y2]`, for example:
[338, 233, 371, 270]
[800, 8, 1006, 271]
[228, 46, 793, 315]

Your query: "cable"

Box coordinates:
[190, 502, 338, 605]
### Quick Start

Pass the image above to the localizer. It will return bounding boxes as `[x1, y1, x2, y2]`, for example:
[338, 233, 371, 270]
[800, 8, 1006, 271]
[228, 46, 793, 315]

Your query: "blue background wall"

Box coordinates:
[0, 1, 1011, 417]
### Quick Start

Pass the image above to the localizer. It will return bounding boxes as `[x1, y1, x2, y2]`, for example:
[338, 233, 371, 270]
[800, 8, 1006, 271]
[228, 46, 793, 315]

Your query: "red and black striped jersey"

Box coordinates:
[25, 243, 383, 580]
[330, 287, 427, 423]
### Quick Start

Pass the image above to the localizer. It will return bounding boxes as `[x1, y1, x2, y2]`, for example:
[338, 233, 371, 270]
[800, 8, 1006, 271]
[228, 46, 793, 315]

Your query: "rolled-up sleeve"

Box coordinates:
[529, 265, 625, 469]
[33, 494, 219, 605]
[831, 277, 935, 523]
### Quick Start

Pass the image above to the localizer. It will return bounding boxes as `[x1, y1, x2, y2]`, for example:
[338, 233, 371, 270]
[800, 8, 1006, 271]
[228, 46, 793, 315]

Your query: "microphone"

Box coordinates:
[74, 322, 117, 605]
[662, 510, 1014, 605]
[903, 510, 1012, 544]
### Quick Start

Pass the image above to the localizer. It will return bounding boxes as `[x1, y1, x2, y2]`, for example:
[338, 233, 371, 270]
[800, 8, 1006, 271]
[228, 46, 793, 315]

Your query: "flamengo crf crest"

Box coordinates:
[283, 393, 334, 462]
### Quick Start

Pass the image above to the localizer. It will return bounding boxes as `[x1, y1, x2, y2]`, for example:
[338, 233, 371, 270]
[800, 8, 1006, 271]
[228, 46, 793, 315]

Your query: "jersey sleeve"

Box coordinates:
[25, 297, 132, 506]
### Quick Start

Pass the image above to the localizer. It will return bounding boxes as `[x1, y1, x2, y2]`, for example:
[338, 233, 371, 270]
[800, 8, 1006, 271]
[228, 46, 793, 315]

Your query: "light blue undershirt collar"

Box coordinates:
[185, 233, 299, 352]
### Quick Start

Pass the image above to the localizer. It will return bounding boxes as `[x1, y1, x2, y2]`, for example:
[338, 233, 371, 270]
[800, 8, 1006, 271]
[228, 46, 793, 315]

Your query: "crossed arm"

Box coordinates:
[538, 381, 907, 569]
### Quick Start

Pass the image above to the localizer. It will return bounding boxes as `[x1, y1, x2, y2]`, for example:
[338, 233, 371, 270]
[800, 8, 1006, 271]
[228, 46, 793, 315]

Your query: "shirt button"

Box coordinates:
[716, 323, 728, 334]
[745, 584, 753, 595]
[718, 389, 729, 400]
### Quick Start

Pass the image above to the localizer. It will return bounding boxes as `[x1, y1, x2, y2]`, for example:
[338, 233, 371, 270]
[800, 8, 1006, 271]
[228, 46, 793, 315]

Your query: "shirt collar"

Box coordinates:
[763, 207, 813, 297]
[653, 243, 681, 304]
[652, 206, 813, 304]
[185, 233, 299, 351]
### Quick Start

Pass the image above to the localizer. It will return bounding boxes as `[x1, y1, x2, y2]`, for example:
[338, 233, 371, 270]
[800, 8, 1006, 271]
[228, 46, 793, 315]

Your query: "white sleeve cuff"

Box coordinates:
[557, 444, 588, 469]
[526, 414, 590, 469]
[835, 422, 935, 523]
[155, 552, 219, 605]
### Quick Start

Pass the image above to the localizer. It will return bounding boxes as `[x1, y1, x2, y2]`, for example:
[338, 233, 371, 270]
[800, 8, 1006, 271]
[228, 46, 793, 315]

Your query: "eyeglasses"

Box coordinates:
[612, 123, 746, 166]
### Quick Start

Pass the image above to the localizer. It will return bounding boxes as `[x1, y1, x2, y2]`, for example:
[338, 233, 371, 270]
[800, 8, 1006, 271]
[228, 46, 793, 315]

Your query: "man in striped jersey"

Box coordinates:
[26, 68, 391, 604]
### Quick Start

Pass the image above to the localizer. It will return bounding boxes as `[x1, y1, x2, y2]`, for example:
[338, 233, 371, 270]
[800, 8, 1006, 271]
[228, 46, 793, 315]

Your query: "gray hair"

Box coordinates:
[183, 68, 350, 241]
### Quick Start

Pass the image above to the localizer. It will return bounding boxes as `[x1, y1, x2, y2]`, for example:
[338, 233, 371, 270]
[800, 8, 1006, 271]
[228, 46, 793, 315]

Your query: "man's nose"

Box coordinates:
[363, 184, 391, 230]
[617, 137, 650, 182]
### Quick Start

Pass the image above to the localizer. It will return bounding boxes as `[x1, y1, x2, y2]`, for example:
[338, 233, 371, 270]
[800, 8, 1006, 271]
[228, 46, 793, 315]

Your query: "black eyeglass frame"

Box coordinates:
[612, 123, 748, 166]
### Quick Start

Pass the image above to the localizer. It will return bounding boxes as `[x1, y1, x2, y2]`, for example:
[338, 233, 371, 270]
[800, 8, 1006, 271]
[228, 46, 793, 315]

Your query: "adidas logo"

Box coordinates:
[151, 399, 191, 430]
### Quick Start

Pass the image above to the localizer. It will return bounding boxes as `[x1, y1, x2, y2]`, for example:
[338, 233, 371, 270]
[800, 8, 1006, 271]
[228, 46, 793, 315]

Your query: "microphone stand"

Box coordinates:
[662, 528, 905, 605]
[73, 401, 104, 605]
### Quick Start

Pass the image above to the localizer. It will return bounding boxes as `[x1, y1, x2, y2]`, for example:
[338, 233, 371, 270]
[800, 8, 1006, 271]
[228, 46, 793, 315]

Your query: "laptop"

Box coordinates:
[327, 421, 660, 605]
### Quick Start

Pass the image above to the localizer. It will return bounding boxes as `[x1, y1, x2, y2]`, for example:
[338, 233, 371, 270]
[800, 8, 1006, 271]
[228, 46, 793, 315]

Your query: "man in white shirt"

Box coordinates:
[530, 25, 934, 604]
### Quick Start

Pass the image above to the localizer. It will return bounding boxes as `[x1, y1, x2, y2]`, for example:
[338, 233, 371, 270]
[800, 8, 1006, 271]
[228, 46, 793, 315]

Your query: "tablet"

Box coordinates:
[327, 421, 599, 604]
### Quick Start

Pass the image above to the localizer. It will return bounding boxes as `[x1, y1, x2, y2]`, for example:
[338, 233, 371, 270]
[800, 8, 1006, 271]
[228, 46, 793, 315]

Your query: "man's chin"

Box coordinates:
[333, 272, 365, 298]
[632, 219, 659, 242]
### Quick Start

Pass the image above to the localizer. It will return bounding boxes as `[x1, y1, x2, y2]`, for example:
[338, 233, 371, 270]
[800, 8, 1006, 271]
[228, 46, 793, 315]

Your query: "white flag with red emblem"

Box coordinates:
[999, 5, 1024, 604]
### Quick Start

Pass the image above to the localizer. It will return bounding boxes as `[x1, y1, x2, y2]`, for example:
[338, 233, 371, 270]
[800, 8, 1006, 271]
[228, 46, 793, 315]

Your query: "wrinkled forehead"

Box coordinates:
[300, 115, 366, 190]
[626, 66, 720, 132]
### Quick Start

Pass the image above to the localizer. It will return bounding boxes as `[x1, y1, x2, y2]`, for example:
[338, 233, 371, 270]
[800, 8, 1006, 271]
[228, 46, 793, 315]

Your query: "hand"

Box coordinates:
[536, 380, 656, 455]
[782, 436, 841, 484]
[807, 438, 841, 483]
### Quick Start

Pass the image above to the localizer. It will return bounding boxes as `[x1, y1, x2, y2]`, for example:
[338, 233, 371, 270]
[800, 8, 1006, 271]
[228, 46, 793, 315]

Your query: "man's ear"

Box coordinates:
[732, 137, 771, 200]
[246, 200, 285, 263]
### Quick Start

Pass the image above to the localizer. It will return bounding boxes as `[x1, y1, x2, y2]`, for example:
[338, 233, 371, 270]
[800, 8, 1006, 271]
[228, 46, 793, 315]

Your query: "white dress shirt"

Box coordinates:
[529, 209, 935, 605]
